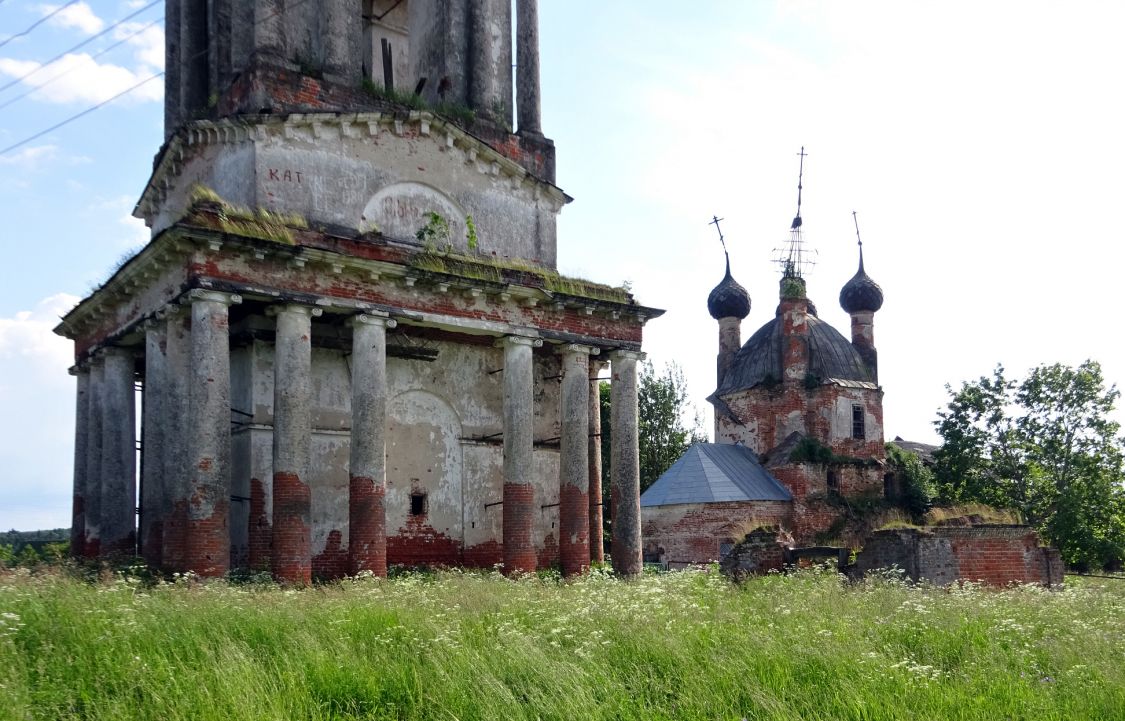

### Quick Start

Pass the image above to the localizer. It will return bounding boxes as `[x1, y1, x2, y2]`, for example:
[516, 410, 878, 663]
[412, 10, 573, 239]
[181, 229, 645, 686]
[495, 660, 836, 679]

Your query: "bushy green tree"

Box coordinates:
[933, 361, 1125, 569]
[599, 360, 706, 495]
[884, 443, 936, 518]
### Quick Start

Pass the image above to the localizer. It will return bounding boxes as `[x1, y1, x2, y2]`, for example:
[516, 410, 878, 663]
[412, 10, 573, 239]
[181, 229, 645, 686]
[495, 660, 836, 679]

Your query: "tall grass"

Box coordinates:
[1, 566, 1123, 720]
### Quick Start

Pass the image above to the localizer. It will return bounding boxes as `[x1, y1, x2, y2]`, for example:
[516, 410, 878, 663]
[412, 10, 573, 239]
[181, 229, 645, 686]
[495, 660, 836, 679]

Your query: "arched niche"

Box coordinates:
[385, 390, 464, 551]
[361, 181, 468, 249]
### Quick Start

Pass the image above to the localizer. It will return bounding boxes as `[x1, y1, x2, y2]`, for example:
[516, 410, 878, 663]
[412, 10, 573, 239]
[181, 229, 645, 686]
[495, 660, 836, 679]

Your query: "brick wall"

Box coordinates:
[641, 501, 792, 567]
[854, 526, 1063, 587]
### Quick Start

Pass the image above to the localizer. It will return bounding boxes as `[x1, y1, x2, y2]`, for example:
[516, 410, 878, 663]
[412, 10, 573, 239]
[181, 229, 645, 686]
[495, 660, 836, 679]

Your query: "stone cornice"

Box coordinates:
[133, 112, 572, 224]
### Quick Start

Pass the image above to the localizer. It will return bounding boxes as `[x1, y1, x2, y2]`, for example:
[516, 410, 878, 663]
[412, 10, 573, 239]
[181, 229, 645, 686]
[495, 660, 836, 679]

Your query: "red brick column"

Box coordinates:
[160, 306, 191, 572]
[270, 304, 320, 584]
[184, 290, 241, 577]
[588, 359, 607, 564]
[500, 335, 541, 573]
[559, 344, 595, 576]
[348, 314, 395, 576]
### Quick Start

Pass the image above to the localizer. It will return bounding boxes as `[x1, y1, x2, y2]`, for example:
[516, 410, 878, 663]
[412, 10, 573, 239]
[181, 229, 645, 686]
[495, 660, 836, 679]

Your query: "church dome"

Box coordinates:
[707, 265, 751, 320]
[839, 266, 884, 313]
[712, 314, 875, 397]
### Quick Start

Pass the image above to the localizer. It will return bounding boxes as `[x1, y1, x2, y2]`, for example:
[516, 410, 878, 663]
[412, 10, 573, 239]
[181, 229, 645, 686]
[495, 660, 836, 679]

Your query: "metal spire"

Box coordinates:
[852, 210, 865, 271]
[710, 214, 731, 274]
[792, 146, 807, 230]
[772, 146, 817, 279]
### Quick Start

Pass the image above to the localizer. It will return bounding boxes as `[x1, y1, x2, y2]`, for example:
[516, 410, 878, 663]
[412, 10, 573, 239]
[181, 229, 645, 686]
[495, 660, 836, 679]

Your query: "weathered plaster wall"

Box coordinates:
[148, 121, 562, 267]
[228, 330, 566, 575]
[641, 501, 793, 568]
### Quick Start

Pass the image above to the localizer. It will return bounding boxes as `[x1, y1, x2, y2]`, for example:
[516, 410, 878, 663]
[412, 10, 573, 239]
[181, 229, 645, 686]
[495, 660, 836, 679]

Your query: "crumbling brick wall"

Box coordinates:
[854, 525, 1063, 587]
[641, 501, 792, 568]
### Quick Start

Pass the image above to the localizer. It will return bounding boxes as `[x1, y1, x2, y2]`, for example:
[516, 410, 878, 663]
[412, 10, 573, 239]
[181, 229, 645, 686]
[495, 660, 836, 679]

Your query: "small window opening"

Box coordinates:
[410, 492, 426, 516]
[851, 404, 866, 440]
[719, 542, 734, 559]
[827, 470, 840, 495]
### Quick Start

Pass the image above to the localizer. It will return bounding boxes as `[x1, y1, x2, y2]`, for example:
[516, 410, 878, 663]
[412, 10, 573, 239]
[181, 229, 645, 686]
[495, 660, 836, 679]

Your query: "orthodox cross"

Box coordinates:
[709, 215, 728, 254]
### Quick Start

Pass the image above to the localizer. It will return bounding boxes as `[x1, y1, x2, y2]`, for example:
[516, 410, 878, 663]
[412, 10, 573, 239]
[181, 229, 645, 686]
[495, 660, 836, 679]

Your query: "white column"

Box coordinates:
[270, 303, 321, 584]
[348, 314, 395, 576]
[100, 346, 137, 557]
[559, 345, 597, 576]
[184, 289, 241, 577]
[499, 335, 542, 573]
[69, 365, 90, 558]
[609, 350, 643, 578]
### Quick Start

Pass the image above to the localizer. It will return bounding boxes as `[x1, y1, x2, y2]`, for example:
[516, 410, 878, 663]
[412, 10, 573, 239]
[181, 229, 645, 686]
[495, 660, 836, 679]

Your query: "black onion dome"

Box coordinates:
[707, 259, 751, 320]
[839, 260, 884, 313]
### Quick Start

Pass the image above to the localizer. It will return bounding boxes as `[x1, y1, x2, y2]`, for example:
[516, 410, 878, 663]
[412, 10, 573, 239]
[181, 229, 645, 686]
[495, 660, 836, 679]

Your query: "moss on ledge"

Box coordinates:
[408, 250, 633, 304]
[187, 184, 308, 245]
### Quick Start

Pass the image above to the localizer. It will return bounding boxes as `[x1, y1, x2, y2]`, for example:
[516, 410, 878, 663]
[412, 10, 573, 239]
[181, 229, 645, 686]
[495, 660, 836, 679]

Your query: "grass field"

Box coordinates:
[1, 565, 1123, 720]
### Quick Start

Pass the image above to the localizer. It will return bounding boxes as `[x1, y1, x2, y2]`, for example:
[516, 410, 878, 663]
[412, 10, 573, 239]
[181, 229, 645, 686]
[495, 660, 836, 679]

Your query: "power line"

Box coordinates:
[0, 0, 315, 158]
[0, 72, 163, 156]
[0, 17, 164, 112]
[0, 0, 164, 95]
[0, 1, 81, 51]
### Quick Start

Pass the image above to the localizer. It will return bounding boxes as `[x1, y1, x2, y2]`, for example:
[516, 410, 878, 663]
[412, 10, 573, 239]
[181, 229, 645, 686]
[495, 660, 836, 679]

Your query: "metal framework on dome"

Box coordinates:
[852, 210, 866, 270]
[772, 146, 817, 279]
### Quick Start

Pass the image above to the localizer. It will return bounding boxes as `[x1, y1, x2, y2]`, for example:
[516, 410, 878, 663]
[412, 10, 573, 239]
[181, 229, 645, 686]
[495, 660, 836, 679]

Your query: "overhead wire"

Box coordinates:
[0, 0, 315, 158]
[0, 0, 164, 95]
[0, 16, 164, 111]
[0, 0, 81, 50]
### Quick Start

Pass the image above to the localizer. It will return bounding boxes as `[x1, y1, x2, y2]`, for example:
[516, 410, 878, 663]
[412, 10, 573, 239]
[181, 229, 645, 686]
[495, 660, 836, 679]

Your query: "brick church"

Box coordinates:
[56, 1, 662, 582]
[641, 169, 889, 566]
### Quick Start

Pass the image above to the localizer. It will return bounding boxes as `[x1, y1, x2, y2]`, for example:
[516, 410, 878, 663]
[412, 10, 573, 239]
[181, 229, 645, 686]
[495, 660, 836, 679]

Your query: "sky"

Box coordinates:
[2, 1, 1124, 531]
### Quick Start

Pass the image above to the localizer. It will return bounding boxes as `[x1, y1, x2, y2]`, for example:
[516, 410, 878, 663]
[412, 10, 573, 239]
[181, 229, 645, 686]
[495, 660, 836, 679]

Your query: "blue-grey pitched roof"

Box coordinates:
[712, 313, 875, 398]
[640, 443, 793, 507]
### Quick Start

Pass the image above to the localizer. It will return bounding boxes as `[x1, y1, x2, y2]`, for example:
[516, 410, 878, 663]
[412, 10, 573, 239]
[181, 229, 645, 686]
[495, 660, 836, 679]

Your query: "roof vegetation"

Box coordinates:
[187, 184, 308, 245]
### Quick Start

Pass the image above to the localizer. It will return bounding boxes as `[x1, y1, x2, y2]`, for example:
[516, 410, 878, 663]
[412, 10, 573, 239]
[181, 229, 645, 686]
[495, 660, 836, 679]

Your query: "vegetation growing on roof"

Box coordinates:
[788, 437, 865, 465]
[406, 248, 633, 304]
[924, 504, 1024, 527]
[360, 79, 477, 126]
[187, 184, 308, 245]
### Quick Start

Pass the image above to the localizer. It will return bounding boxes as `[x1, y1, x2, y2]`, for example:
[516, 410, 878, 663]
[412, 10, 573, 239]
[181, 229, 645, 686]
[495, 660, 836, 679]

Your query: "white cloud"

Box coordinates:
[114, 21, 165, 71]
[0, 53, 162, 104]
[40, 2, 105, 35]
[0, 144, 58, 167]
[0, 294, 81, 532]
[0, 293, 79, 367]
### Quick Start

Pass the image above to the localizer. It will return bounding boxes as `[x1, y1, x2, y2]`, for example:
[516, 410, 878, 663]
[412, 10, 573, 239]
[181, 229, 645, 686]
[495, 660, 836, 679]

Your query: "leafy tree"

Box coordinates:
[884, 443, 936, 518]
[933, 361, 1125, 569]
[599, 360, 707, 495]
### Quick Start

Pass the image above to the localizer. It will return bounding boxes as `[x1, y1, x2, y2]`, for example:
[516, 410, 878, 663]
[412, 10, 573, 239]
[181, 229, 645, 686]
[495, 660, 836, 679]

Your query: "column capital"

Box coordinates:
[68, 365, 89, 377]
[607, 349, 645, 363]
[497, 335, 543, 349]
[266, 303, 323, 318]
[156, 303, 186, 322]
[558, 344, 600, 357]
[349, 313, 397, 329]
[186, 289, 242, 306]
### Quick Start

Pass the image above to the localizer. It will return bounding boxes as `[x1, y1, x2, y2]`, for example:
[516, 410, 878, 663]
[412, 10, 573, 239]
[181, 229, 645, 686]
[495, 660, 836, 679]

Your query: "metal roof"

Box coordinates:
[712, 314, 875, 397]
[640, 443, 793, 507]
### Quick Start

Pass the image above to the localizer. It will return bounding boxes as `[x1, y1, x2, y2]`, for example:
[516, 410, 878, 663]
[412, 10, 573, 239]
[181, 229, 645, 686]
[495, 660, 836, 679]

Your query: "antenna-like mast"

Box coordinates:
[852, 210, 865, 271]
[772, 146, 817, 279]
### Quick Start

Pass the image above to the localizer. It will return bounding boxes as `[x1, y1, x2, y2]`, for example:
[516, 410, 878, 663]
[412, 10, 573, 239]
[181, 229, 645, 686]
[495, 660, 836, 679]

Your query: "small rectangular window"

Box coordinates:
[410, 492, 426, 516]
[852, 404, 865, 440]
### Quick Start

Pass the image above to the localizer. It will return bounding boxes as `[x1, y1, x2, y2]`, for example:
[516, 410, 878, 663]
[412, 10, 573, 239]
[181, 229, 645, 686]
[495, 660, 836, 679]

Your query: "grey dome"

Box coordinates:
[839, 258, 883, 313]
[707, 262, 751, 320]
[713, 314, 875, 397]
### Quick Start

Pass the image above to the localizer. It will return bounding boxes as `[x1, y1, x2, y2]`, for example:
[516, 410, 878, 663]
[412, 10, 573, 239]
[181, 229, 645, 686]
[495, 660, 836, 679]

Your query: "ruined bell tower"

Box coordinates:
[59, 1, 662, 583]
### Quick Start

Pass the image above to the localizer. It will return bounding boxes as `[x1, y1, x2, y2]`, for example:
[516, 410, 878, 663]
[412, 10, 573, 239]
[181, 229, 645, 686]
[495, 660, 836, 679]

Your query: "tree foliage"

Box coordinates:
[933, 361, 1125, 569]
[599, 360, 707, 496]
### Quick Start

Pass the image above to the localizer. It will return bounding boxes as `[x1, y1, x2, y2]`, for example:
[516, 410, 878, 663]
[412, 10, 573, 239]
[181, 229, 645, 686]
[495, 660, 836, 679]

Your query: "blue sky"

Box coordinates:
[2, 1, 1124, 531]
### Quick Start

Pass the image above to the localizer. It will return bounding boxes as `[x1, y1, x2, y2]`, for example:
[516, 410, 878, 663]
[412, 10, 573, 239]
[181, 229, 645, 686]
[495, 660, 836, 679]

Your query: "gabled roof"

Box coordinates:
[641, 443, 793, 507]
